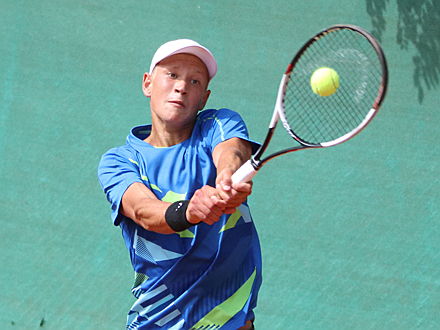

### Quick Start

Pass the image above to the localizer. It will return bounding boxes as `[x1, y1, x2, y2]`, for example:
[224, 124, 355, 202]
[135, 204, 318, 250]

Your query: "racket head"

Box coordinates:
[277, 24, 388, 148]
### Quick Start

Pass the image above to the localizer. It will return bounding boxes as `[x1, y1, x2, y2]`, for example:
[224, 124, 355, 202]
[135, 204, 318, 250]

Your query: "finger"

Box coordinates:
[231, 181, 253, 193]
[216, 189, 232, 202]
[221, 180, 232, 191]
[210, 194, 227, 207]
[193, 200, 225, 224]
[223, 207, 237, 214]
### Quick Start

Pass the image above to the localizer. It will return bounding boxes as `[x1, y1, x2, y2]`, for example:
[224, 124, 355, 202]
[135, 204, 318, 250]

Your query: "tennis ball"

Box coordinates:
[310, 67, 340, 96]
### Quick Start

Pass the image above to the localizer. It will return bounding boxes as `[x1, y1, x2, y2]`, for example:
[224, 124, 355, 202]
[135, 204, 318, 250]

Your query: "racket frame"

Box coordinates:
[232, 24, 388, 184]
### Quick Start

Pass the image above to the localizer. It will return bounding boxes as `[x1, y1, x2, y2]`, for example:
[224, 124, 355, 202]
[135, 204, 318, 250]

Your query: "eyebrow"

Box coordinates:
[162, 64, 205, 74]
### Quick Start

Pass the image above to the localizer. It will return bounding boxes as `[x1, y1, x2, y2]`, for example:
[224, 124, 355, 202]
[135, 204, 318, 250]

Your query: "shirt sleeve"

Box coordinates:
[205, 108, 260, 152]
[97, 146, 143, 225]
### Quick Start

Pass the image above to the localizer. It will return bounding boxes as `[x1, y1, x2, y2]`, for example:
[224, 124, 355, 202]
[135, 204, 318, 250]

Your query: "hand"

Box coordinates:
[216, 167, 253, 214]
[186, 185, 228, 225]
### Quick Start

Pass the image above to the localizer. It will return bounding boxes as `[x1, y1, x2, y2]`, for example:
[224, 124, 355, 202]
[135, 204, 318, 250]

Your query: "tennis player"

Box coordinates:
[98, 39, 262, 329]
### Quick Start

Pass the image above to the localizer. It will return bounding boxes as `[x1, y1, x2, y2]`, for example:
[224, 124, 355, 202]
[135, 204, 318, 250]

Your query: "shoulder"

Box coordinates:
[98, 145, 135, 182]
[195, 109, 246, 133]
[98, 134, 143, 175]
[99, 125, 151, 164]
[100, 144, 136, 164]
[197, 108, 243, 122]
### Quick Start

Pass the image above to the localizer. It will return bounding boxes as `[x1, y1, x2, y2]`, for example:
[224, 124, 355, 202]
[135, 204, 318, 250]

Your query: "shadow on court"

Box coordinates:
[366, 0, 440, 103]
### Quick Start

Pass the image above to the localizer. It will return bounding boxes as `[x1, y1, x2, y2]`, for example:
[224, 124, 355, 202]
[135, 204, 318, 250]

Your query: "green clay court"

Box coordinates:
[1, 1, 439, 328]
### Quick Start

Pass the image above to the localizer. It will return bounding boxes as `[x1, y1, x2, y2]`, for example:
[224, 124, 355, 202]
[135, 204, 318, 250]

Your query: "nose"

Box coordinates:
[174, 79, 187, 94]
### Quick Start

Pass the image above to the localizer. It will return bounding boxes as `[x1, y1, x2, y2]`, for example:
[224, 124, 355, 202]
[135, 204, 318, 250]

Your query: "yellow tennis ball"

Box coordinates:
[310, 67, 340, 96]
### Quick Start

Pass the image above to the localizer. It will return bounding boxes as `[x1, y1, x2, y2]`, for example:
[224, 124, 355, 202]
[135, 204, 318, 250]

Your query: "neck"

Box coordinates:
[144, 123, 194, 147]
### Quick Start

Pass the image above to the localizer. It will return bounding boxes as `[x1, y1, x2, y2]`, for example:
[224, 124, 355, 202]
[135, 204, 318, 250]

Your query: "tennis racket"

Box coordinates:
[232, 24, 388, 183]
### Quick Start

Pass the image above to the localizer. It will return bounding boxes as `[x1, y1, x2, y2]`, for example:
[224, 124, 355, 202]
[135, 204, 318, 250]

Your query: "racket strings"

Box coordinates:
[283, 28, 384, 145]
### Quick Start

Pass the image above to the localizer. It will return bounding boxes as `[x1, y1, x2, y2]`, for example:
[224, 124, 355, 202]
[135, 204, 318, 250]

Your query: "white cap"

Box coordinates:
[149, 39, 217, 80]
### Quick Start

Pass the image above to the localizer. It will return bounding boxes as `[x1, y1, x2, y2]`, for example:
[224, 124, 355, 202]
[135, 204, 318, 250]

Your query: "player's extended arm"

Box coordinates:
[212, 137, 253, 212]
[121, 182, 228, 234]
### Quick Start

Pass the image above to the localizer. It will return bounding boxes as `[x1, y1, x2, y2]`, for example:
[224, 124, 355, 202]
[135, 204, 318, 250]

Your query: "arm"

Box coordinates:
[99, 148, 227, 233]
[121, 137, 252, 233]
[120, 182, 173, 233]
[121, 182, 228, 234]
[212, 137, 254, 212]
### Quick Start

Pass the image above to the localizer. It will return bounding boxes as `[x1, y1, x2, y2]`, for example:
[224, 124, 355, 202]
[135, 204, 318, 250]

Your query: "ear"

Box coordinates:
[197, 89, 211, 110]
[142, 73, 152, 97]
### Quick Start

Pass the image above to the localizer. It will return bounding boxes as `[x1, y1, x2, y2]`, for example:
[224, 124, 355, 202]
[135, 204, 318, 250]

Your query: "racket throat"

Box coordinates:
[250, 157, 262, 170]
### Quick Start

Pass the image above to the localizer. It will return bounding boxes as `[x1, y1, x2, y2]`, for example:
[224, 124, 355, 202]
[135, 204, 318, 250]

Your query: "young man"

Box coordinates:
[98, 39, 262, 329]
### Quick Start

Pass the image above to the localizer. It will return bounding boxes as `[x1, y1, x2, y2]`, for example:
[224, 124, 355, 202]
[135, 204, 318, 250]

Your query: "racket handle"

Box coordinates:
[231, 159, 258, 183]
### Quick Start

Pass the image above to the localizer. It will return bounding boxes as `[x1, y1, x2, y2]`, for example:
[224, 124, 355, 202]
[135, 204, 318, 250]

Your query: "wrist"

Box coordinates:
[165, 200, 193, 232]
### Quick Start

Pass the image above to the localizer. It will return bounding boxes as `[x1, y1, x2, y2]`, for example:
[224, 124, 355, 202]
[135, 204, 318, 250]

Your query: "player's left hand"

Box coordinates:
[216, 167, 253, 213]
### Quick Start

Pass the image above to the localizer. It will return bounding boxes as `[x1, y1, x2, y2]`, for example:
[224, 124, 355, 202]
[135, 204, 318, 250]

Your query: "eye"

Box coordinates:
[167, 72, 177, 79]
[190, 79, 200, 85]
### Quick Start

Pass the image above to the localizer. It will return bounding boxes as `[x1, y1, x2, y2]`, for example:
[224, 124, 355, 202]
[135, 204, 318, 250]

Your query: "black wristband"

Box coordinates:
[165, 200, 192, 232]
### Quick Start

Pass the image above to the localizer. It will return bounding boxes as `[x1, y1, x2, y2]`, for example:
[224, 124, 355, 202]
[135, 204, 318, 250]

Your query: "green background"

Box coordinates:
[1, 0, 439, 329]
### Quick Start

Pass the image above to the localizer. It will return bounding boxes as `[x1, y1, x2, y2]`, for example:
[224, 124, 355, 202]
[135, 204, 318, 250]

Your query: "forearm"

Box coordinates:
[213, 138, 252, 174]
[126, 200, 175, 234]
[216, 148, 250, 174]
[121, 183, 227, 233]
[212, 138, 253, 210]
[121, 182, 174, 234]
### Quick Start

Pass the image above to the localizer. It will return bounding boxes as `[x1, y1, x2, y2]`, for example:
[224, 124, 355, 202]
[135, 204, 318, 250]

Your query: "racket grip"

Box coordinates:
[231, 159, 258, 183]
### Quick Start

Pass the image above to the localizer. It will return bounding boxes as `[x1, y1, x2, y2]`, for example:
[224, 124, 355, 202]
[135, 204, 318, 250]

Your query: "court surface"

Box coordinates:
[1, 0, 439, 328]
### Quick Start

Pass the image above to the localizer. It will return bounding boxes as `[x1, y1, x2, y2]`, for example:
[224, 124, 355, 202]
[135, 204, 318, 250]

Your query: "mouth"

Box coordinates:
[168, 100, 185, 108]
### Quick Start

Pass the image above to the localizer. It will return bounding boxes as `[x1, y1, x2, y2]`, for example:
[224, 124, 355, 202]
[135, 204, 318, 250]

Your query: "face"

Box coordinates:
[142, 53, 211, 130]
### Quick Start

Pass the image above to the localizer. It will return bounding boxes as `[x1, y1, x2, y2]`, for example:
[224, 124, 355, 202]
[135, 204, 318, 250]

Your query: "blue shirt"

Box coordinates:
[98, 109, 262, 329]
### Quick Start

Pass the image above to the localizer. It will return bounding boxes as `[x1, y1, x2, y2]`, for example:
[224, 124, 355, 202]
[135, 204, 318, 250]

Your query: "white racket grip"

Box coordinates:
[231, 159, 258, 184]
